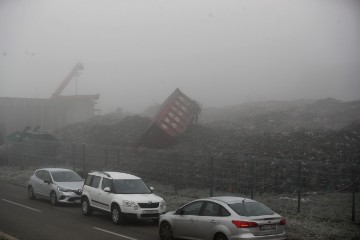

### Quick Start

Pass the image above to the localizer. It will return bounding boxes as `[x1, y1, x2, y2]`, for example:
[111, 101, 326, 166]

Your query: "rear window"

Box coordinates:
[35, 170, 44, 179]
[229, 202, 274, 216]
[84, 174, 93, 186]
[91, 176, 101, 188]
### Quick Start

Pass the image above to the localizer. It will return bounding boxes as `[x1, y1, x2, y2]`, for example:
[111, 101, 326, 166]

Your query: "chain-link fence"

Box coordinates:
[2, 139, 359, 222]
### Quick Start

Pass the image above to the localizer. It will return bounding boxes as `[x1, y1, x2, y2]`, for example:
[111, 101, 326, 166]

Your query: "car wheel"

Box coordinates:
[50, 191, 57, 206]
[81, 198, 92, 216]
[28, 186, 35, 200]
[111, 205, 123, 225]
[159, 222, 174, 240]
[214, 233, 228, 240]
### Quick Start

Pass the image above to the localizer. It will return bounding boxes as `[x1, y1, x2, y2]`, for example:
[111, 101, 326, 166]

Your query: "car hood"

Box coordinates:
[55, 181, 84, 190]
[160, 211, 176, 220]
[117, 193, 163, 203]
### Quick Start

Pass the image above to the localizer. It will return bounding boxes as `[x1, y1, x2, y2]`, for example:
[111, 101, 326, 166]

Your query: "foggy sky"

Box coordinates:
[1, 0, 360, 113]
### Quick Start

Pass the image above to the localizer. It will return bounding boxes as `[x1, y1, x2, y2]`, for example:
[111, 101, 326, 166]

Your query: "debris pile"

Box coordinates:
[54, 98, 360, 161]
[55, 115, 151, 146]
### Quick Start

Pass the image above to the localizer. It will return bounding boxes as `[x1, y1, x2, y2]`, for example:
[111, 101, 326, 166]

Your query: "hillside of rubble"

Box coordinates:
[53, 98, 360, 161]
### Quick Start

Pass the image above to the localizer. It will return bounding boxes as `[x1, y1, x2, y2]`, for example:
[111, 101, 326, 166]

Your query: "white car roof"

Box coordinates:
[37, 168, 74, 172]
[90, 171, 140, 180]
[208, 196, 256, 204]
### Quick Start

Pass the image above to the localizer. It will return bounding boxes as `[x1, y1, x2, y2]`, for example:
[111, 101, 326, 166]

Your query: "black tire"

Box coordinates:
[111, 205, 123, 225]
[214, 233, 228, 240]
[159, 222, 174, 240]
[28, 186, 35, 200]
[50, 191, 57, 206]
[81, 197, 92, 216]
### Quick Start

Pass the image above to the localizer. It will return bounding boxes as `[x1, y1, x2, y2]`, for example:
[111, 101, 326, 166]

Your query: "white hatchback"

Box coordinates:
[28, 168, 84, 205]
[81, 171, 166, 224]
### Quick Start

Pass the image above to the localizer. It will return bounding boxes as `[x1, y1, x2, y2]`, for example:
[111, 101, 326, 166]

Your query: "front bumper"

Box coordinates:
[57, 191, 82, 204]
[122, 207, 167, 220]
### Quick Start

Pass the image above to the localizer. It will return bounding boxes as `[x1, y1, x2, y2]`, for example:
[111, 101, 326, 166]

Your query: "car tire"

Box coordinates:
[50, 191, 57, 206]
[28, 186, 35, 200]
[159, 222, 174, 240]
[111, 205, 124, 225]
[81, 198, 92, 216]
[214, 233, 228, 240]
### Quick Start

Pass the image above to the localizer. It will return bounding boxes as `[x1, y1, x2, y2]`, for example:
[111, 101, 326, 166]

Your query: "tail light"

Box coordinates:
[232, 220, 258, 228]
[279, 218, 286, 225]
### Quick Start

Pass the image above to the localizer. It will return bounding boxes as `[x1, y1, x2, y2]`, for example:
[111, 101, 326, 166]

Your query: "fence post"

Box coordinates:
[297, 161, 302, 213]
[53, 142, 56, 168]
[72, 143, 75, 171]
[82, 143, 85, 176]
[352, 164, 356, 222]
[251, 156, 255, 199]
[105, 146, 108, 169]
[174, 152, 178, 194]
[210, 156, 214, 197]
[117, 148, 120, 169]
[6, 142, 9, 166]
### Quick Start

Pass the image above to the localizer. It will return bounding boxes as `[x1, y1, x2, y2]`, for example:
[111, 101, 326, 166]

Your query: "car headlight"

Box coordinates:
[57, 187, 71, 192]
[123, 200, 139, 210]
[160, 200, 166, 209]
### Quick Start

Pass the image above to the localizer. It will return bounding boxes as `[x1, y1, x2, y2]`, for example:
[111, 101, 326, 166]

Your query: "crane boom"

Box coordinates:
[51, 62, 84, 98]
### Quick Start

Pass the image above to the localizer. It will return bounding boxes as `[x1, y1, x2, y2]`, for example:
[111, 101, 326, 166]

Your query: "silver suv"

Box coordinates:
[81, 171, 166, 224]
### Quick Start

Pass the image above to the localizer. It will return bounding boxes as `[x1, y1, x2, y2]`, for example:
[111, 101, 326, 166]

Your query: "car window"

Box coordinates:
[91, 176, 101, 188]
[181, 201, 204, 216]
[221, 206, 231, 217]
[113, 179, 151, 194]
[102, 178, 112, 191]
[229, 202, 274, 216]
[51, 171, 83, 182]
[84, 174, 93, 186]
[35, 170, 44, 179]
[202, 202, 222, 217]
[43, 171, 51, 181]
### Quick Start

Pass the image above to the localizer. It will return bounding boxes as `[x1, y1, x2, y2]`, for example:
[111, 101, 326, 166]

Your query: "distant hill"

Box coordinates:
[199, 98, 360, 133]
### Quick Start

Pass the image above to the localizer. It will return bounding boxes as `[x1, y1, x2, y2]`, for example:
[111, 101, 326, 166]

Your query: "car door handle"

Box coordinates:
[210, 220, 216, 223]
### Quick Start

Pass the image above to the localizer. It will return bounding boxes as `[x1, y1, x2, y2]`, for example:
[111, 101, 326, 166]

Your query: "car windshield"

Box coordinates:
[51, 171, 83, 182]
[113, 179, 151, 194]
[229, 201, 274, 217]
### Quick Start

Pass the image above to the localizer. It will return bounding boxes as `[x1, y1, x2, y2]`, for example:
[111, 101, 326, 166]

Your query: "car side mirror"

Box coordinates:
[104, 187, 111, 192]
[175, 209, 184, 215]
[44, 179, 52, 184]
[149, 186, 154, 193]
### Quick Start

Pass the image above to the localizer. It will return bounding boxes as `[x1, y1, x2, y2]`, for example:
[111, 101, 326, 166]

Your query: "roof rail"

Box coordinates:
[89, 170, 111, 178]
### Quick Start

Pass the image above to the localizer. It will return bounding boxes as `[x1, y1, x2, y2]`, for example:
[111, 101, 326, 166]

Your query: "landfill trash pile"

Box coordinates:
[200, 98, 360, 133]
[55, 114, 151, 146]
[54, 98, 360, 161]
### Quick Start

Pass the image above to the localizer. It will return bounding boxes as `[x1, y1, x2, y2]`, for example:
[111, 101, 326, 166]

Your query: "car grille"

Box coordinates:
[140, 213, 160, 218]
[138, 202, 159, 208]
[68, 197, 81, 202]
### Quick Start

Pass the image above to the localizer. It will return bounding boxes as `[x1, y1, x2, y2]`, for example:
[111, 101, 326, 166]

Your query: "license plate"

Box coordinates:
[260, 224, 277, 230]
[143, 210, 158, 214]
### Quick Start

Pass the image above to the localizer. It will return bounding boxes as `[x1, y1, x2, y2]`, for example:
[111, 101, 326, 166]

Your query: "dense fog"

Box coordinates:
[1, 0, 359, 113]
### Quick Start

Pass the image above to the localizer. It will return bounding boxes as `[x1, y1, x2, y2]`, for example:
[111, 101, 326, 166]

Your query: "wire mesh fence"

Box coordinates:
[2, 139, 359, 221]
